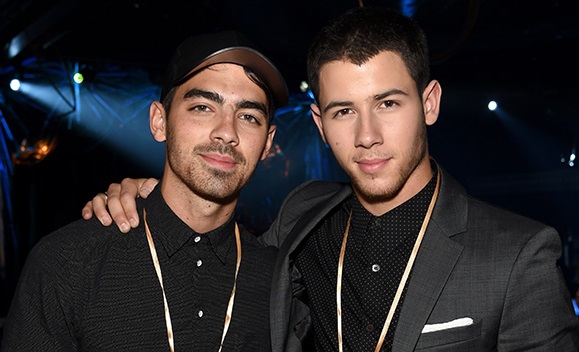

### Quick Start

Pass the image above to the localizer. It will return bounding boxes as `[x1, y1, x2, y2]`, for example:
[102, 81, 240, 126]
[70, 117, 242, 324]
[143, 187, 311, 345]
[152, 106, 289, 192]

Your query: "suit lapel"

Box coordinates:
[279, 184, 352, 257]
[392, 224, 463, 351]
[270, 183, 352, 351]
[393, 168, 468, 352]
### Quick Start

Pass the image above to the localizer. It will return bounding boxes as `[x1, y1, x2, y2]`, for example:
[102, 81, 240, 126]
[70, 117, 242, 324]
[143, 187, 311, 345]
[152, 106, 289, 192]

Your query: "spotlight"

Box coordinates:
[10, 78, 21, 91]
[487, 100, 497, 111]
[561, 146, 576, 167]
[72, 63, 95, 84]
[73, 72, 84, 84]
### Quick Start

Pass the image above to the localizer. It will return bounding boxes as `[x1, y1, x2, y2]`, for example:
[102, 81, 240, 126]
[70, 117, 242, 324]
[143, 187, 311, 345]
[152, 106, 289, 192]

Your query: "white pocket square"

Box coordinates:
[422, 317, 473, 333]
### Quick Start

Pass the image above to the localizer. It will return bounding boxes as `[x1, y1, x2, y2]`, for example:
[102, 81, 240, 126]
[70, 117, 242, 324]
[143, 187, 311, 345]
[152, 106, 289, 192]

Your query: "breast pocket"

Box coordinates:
[415, 319, 482, 351]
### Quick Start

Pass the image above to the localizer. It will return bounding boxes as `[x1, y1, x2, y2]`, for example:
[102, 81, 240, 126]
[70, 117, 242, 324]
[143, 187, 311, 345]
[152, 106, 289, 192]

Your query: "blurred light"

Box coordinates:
[73, 63, 96, 85]
[9, 78, 21, 91]
[487, 100, 497, 111]
[73, 72, 84, 84]
[401, 0, 417, 17]
[561, 148, 576, 167]
[299, 81, 309, 93]
[13, 138, 57, 165]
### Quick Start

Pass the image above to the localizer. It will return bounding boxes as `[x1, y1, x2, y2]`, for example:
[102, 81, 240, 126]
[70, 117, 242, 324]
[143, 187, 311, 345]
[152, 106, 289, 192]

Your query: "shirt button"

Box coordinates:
[372, 264, 380, 272]
[194, 236, 201, 243]
[198, 310, 203, 318]
[366, 324, 374, 332]
[196, 259, 202, 267]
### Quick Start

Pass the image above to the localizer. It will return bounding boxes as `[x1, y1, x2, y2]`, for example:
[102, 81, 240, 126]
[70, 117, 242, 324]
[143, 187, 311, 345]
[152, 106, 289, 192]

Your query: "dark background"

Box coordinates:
[1, 0, 579, 327]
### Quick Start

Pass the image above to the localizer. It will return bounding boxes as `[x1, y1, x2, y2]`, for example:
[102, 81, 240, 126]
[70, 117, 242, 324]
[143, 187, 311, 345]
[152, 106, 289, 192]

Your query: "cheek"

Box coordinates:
[245, 135, 269, 161]
[328, 128, 349, 148]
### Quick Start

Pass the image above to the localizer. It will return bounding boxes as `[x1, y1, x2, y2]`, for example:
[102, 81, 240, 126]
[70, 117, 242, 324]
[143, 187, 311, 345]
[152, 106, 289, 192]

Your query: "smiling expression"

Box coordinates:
[311, 51, 441, 215]
[152, 63, 276, 205]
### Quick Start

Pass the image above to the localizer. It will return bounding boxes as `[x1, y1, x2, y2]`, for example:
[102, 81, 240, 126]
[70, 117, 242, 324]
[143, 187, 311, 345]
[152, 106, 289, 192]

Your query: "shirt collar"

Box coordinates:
[141, 185, 235, 264]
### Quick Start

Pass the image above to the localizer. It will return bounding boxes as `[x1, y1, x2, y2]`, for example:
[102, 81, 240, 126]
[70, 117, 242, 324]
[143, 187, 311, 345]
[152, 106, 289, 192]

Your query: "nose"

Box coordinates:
[354, 113, 383, 149]
[210, 111, 239, 146]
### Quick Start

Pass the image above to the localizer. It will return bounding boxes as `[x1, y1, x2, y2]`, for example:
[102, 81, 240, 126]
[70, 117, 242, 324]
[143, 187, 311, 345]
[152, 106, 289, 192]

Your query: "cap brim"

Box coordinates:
[177, 47, 289, 109]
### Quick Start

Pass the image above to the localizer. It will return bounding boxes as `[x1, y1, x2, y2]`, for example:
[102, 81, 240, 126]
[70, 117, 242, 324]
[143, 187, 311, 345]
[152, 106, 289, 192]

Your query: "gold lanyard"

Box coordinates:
[337, 169, 440, 352]
[144, 209, 242, 352]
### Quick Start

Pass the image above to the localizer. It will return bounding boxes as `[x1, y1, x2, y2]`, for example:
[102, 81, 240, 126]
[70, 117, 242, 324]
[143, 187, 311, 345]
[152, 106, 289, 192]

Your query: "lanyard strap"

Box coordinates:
[144, 209, 242, 352]
[337, 168, 440, 352]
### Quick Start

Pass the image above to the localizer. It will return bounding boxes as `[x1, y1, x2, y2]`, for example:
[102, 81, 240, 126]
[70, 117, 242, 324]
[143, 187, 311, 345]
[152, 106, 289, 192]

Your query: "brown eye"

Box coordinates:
[334, 108, 353, 118]
[239, 114, 261, 125]
[191, 105, 210, 112]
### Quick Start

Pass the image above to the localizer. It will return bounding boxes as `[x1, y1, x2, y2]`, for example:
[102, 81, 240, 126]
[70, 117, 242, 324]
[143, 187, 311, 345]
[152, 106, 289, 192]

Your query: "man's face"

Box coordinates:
[311, 51, 440, 215]
[153, 63, 275, 203]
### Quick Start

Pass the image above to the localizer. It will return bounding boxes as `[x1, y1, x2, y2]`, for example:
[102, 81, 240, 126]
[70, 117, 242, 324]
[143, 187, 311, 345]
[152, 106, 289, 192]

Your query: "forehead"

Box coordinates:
[177, 63, 267, 103]
[318, 51, 416, 104]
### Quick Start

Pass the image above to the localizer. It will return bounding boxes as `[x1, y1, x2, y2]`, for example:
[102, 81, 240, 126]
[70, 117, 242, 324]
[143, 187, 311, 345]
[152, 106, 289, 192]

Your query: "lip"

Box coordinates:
[201, 153, 237, 170]
[356, 158, 388, 174]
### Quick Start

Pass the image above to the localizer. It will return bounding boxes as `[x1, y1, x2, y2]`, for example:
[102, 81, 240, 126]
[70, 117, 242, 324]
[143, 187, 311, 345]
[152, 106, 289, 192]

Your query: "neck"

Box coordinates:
[160, 179, 237, 234]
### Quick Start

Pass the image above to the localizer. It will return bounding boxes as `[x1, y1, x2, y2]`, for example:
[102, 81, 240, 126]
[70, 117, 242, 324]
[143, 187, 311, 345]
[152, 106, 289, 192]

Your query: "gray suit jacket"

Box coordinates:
[260, 168, 579, 351]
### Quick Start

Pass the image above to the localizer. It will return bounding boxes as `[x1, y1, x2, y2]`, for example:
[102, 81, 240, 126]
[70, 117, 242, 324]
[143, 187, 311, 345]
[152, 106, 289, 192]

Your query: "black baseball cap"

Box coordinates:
[160, 31, 289, 109]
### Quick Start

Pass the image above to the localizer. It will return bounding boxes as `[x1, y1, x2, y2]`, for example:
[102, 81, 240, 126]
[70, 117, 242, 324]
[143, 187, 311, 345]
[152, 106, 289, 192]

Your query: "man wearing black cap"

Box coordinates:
[1, 31, 288, 352]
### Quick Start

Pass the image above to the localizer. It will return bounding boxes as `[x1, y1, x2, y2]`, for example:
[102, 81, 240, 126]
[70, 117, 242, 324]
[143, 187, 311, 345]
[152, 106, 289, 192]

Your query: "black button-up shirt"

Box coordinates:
[295, 175, 436, 351]
[2, 186, 276, 351]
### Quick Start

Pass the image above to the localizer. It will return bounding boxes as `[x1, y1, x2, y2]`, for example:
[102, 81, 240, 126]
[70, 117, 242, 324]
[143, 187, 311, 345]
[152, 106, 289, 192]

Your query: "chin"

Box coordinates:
[351, 177, 403, 202]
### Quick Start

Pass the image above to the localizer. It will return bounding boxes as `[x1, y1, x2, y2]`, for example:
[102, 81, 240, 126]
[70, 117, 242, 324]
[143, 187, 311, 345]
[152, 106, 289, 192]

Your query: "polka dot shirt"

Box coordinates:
[295, 175, 436, 351]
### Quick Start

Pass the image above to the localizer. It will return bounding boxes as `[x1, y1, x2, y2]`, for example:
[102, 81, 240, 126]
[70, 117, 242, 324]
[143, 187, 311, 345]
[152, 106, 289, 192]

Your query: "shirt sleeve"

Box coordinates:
[1, 236, 79, 352]
[498, 226, 579, 351]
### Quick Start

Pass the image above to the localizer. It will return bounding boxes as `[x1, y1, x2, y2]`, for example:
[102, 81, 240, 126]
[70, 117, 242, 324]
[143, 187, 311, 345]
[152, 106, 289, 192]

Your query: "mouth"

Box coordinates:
[201, 153, 237, 171]
[356, 158, 389, 174]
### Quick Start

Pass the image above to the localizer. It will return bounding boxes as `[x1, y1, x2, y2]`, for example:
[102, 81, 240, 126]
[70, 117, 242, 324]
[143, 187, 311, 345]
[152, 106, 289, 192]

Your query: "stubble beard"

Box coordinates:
[349, 125, 428, 205]
[167, 140, 249, 204]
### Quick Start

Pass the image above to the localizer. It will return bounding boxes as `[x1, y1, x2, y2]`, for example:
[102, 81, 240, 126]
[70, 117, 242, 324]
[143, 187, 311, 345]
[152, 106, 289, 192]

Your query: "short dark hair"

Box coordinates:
[306, 7, 430, 103]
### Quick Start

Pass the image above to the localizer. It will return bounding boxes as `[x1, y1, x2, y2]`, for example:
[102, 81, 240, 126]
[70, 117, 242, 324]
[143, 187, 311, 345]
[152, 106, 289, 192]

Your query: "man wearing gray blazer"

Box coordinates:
[262, 168, 579, 351]
[261, 6, 578, 351]
[83, 6, 579, 351]
[258, 7, 579, 351]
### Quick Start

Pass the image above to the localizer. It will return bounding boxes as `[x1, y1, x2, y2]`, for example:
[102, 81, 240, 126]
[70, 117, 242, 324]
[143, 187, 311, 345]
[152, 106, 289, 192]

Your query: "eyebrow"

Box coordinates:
[322, 88, 409, 114]
[238, 100, 268, 116]
[183, 88, 267, 116]
[183, 88, 224, 104]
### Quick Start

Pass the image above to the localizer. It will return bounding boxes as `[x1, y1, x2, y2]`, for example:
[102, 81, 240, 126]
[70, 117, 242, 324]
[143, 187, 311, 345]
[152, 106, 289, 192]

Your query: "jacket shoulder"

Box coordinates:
[259, 180, 348, 247]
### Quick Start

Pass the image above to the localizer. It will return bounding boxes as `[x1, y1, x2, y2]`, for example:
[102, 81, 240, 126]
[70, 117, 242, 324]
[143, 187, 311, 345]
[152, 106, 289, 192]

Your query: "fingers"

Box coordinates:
[108, 181, 136, 233]
[138, 178, 159, 198]
[82, 201, 94, 220]
[81, 177, 159, 234]
[82, 192, 113, 226]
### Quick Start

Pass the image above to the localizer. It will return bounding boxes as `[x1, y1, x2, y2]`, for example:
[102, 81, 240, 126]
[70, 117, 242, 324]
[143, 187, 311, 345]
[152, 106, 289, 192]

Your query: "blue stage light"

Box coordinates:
[9, 78, 21, 91]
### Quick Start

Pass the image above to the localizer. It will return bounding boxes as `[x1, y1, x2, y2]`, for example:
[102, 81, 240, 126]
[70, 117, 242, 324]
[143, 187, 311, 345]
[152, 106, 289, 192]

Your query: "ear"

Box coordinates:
[150, 101, 167, 142]
[260, 124, 277, 161]
[422, 80, 442, 126]
[310, 103, 328, 144]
